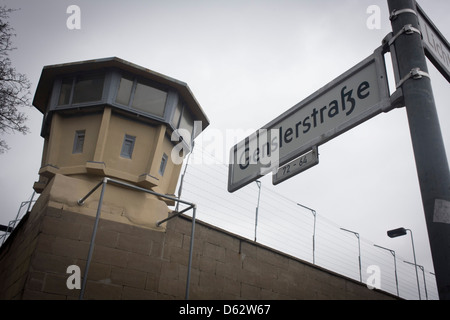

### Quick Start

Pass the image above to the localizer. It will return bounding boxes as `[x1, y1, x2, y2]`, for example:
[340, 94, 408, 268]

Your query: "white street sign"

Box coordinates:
[272, 146, 319, 185]
[228, 46, 391, 193]
[417, 3, 450, 82]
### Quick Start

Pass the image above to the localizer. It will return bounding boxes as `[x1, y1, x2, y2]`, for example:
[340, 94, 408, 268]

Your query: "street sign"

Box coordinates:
[272, 146, 319, 185]
[228, 46, 391, 193]
[416, 3, 450, 83]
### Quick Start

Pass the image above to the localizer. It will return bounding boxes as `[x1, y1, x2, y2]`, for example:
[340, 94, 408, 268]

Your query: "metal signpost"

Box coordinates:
[387, 0, 450, 300]
[228, 46, 391, 192]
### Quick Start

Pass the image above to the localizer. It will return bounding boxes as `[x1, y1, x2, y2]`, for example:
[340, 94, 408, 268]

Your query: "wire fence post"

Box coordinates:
[297, 203, 317, 265]
[374, 244, 400, 297]
[340, 228, 362, 283]
[254, 180, 261, 242]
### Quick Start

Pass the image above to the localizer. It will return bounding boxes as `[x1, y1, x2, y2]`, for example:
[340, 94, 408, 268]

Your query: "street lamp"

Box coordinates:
[340, 228, 362, 282]
[387, 227, 407, 238]
[297, 203, 316, 264]
[387, 227, 421, 300]
[374, 244, 399, 296]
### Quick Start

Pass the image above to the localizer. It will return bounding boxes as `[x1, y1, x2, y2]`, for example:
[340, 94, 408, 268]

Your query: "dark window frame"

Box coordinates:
[57, 73, 105, 107]
[114, 74, 169, 119]
[72, 130, 86, 154]
[120, 134, 136, 159]
[159, 153, 169, 176]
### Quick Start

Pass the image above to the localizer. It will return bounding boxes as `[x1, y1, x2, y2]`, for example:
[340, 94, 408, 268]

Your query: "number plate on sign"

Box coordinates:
[272, 146, 319, 185]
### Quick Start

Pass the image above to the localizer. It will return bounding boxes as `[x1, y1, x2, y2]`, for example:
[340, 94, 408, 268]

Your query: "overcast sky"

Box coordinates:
[0, 0, 449, 298]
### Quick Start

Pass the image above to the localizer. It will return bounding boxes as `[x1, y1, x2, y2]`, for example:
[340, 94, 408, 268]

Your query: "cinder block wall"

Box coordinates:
[0, 200, 396, 300]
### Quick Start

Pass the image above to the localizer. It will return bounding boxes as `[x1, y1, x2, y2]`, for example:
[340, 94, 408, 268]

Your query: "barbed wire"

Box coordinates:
[177, 145, 438, 300]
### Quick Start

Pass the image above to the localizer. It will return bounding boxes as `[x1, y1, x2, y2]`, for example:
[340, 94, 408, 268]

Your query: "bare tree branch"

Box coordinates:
[0, 6, 31, 153]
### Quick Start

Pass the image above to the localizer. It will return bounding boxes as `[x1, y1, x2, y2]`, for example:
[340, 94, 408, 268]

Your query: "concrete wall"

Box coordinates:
[0, 197, 397, 300]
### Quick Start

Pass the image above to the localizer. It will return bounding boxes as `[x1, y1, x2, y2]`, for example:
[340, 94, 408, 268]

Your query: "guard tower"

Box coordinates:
[31, 57, 209, 230]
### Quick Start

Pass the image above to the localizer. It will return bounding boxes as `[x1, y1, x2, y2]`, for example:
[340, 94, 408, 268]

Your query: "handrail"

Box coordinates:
[0, 192, 36, 246]
[77, 177, 197, 300]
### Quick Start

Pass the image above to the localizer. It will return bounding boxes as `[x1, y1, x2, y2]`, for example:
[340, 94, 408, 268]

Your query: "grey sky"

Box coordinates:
[0, 0, 449, 298]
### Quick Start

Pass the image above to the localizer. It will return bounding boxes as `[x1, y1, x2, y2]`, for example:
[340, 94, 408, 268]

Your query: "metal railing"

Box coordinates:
[76, 177, 197, 300]
[0, 192, 36, 246]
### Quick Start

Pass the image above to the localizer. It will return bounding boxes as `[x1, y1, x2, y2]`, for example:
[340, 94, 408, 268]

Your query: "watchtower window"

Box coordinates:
[57, 73, 105, 106]
[179, 108, 194, 138]
[72, 130, 85, 154]
[120, 134, 136, 159]
[171, 100, 182, 128]
[58, 78, 73, 105]
[115, 76, 168, 118]
[159, 153, 168, 176]
[170, 101, 194, 147]
[115, 76, 134, 106]
[73, 74, 105, 104]
[132, 83, 167, 117]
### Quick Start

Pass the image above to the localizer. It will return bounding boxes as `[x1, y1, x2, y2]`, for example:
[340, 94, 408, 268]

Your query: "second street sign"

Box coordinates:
[272, 146, 319, 186]
[416, 3, 450, 83]
[228, 46, 391, 193]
